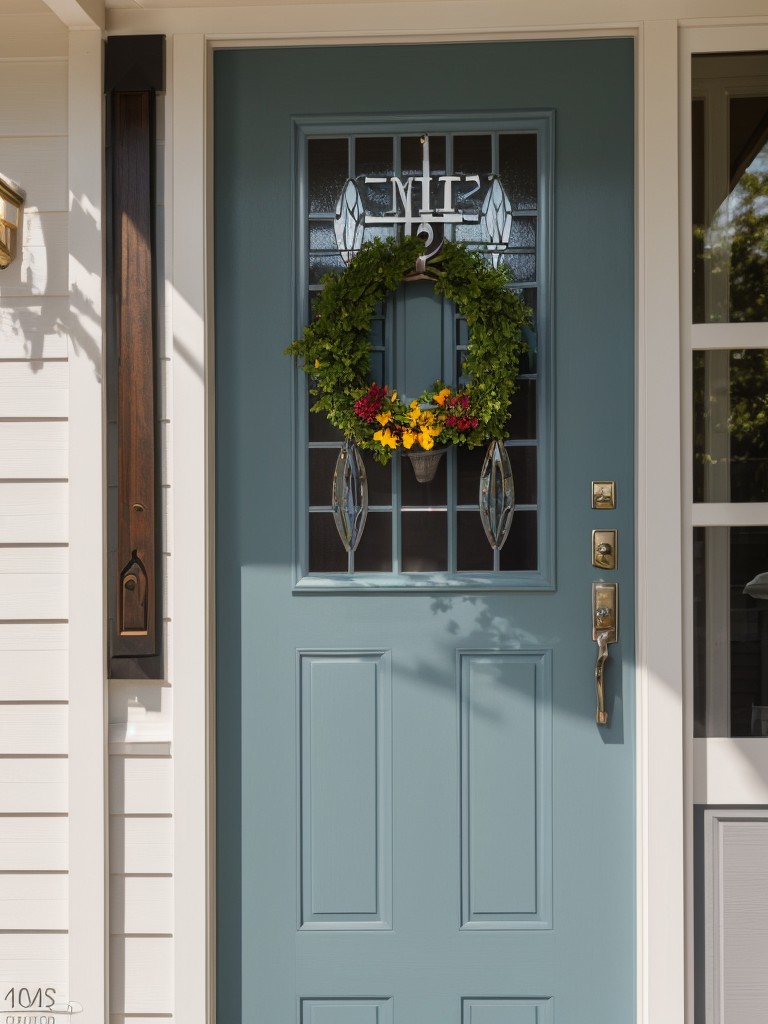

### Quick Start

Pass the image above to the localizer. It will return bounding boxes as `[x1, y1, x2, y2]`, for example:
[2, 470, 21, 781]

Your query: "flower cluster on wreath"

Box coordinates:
[286, 234, 532, 464]
[353, 383, 479, 452]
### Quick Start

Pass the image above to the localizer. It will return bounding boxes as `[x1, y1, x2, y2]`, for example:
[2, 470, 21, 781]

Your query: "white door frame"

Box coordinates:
[167, 16, 686, 1024]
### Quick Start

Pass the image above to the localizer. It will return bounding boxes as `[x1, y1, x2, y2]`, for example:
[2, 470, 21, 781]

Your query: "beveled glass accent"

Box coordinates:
[479, 441, 515, 561]
[331, 441, 369, 563]
[334, 178, 366, 264]
[480, 176, 513, 267]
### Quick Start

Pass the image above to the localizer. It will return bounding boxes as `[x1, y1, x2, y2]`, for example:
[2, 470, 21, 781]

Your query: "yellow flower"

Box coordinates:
[391, 391, 398, 401]
[408, 400, 422, 427]
[401, 429, 417, 450]
[418, 429, 436, 450]
[314, 359, 320, 369]
[433, 387, 451, 407]
[373, 428, 398, 449]
[375, 411, 392, 426]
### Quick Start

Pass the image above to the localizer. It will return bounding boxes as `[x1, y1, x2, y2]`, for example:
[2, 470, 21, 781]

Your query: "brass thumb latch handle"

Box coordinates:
[592, 583, 618, 726]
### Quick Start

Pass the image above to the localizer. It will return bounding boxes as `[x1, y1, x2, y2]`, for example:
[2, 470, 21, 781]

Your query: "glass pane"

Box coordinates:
[355, 136, 394, 178]
[693, 349, 768, 502]
[354, 512, 392, 572]
[308, 409, 344, 443]
[401, 511, 447, 572]
[309, 447, 341, 507]
[401, 450, 447, 507]
[692, 53, 768, 323]
[694, 526, 768, 737]
[499, 510, 537, 571]
[308, 138, 348, 215]
[499, 133, 537, 211]
[502, 252, 536, 284]
[309, 221, 337, 251]
[507, 379, 537, 440]
[309, 512, 348, 572]
[360, 452, 392, 507]
[457, 510, 494, 571]
[401, 135, 446, 176]
[456, 444, 536, 507]
[309, 253, 345, 285]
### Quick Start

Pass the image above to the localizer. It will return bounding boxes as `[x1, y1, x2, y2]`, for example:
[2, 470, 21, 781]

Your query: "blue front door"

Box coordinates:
[215, 39, 635, 1024]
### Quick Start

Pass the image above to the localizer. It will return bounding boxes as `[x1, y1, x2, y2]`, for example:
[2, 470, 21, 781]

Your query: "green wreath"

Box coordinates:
[286, 235, 531, 464]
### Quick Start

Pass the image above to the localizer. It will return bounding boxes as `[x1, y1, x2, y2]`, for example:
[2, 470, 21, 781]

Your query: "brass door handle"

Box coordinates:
[595, 630, 610, 725]
[592, 583, 618, 726]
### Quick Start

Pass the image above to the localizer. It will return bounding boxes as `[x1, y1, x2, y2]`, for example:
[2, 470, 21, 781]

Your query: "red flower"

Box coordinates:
[354, 383, 388, 423]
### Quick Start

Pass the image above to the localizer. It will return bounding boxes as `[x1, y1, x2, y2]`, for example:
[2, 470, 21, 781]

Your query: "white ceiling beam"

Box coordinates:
[43, 0, 105, 30]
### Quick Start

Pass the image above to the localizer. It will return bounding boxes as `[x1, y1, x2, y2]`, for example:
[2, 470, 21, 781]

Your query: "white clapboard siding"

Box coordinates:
[0, 816, 68, 871]
[0, 300, 70, 359]
[0, 757, 67, 813]
[110, 757, 173, 815]
[0, 482, 67, 543]
[0, 705, 68, 756]
[110, 875, 173, 936]
[0, 622, 67, 701]
[0, 138, 67, 212]
[0, 61, 67, 137]
[0, 360, 67, 419]
[110, 816, 174, 875]
[0, 420, 67, 478]
[0, 215, 69, 297]
[0, 545, 67, 619]
[110, 936, 173, 1015]
[0, 873, 67, 931]
[0, 13, 67, 61]
[0, 932, 67, 986]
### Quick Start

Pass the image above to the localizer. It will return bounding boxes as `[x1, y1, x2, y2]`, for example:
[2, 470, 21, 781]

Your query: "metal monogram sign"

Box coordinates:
[334, 134, 512, 265]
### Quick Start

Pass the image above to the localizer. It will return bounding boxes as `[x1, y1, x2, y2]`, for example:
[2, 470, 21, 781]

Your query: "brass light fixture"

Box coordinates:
[0, 179, 24, 270]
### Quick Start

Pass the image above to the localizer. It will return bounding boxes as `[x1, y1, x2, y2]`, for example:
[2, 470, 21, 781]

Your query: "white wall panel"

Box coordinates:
[0, 932, 67, 985]
[0, 815, 68, 870]
[0, 545, 67, 618]
[0, 300, 70, 359]
[0, 421, 68, 478]
[0, 61, 67, 136]
[110, 756, 173, 815]
[0, 137, 68, 211]
[109, 936, 173, 1015]
[0, 757, 68, 812]
[0, 482, 67, 542]
[0, 360, 68, 418]
[110, 875, 173, 935]
[110, 816, 174, 874]
[0, 12, 68, 60]
[0, 873, 68, 931]
[0, 705, 68, 756]
[0, 623, 67, 701]
[0, 213, 69, 297]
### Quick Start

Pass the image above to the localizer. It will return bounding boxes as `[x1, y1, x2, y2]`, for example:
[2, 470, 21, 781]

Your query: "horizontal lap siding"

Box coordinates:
[0, 23, 70, 1018]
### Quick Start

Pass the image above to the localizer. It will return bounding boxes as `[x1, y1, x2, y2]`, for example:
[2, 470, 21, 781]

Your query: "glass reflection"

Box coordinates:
[692, 53, 768, 324]
[693, 350, 768, 502]
[694, 526, 768, 737]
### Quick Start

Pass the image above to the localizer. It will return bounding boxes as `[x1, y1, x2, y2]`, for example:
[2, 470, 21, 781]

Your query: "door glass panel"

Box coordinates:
[303, 125, 547, 581]
[692, 52, 768, 324]
[693, 349, 768, 502]
[694, 525, 768, 736]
